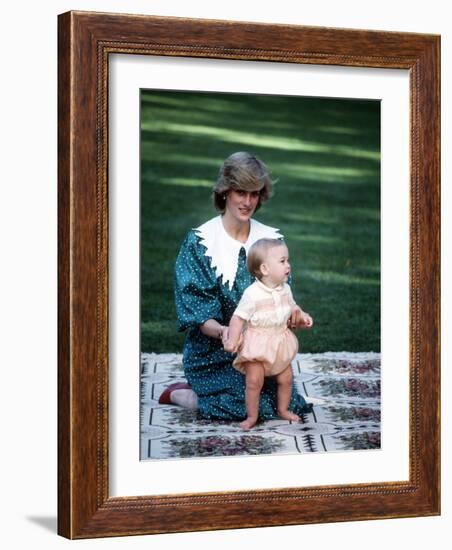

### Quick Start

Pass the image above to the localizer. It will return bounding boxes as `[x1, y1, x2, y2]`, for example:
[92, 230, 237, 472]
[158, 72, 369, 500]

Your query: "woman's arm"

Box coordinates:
[223, 315, 245, 353]
[199, 319, 228, 340]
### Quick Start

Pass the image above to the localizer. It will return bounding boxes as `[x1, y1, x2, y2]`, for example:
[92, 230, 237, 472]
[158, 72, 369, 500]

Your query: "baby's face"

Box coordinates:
[263, 244, 291, 285]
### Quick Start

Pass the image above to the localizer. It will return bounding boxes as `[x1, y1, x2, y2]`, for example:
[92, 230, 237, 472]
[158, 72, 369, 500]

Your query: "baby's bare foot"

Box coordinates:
[278, 410, 300, 422]
[240, 417, 257, 430]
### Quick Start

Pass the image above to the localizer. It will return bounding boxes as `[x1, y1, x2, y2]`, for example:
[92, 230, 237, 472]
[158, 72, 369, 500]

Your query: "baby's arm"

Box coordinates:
[223, 315, 245, 353]
[287, 286, 313, 329]
[299, 307, 313, 327]
[224, 286, 255, 352]
[289, 304, 313, 328]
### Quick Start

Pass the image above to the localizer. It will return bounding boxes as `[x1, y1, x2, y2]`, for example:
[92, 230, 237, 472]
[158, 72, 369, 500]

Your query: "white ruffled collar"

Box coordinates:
[194, 215, 282, 289]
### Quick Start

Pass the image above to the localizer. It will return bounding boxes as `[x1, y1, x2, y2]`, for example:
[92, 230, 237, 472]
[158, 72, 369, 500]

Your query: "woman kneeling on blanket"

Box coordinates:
[159, 151, 313, 423]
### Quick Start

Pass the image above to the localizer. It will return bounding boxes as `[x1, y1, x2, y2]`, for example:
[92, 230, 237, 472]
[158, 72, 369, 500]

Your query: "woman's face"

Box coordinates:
[224, 189, 260, 223]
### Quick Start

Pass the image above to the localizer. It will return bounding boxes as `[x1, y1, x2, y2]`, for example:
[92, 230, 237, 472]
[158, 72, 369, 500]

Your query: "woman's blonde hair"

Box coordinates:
[213, 152, 273, 212]
[247, 238, 286, 279]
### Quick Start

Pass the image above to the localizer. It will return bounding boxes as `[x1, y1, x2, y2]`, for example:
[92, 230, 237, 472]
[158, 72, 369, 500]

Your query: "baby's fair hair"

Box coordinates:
[247, 238, 286, 279]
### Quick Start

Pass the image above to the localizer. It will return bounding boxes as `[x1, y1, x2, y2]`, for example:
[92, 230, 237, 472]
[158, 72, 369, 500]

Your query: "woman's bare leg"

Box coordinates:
[275, 365, 299, 422]
[170, 389, 198, 409]
[240, 362, 265, 430]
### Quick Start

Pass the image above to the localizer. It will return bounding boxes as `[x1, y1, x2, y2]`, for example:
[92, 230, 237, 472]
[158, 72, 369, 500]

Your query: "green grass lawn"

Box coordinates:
[140, 90, 380, 353]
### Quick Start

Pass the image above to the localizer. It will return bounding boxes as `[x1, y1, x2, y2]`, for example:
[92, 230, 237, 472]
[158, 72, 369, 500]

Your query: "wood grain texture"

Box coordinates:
[57, 10, 440, 539]
[57, 10, 72, 538]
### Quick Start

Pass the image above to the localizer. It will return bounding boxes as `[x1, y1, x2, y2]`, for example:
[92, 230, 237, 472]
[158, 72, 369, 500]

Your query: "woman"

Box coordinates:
[159, 151, 313, 420]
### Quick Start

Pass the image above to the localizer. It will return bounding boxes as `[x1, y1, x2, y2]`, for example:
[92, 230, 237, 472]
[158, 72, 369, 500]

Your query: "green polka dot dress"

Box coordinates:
[174, 216, 313, 421]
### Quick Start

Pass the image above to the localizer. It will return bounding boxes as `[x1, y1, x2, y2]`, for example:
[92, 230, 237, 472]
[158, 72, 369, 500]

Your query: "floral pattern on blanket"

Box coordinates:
[140, 351, 381, 460]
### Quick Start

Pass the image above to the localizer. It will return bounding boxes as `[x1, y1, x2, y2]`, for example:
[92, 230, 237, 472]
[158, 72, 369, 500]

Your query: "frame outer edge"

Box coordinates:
[57, 11, 441, 538]
[57, 11, 73, 540]
[73, 11, 103, 537]
[58, 10, 106, 539]
[410, 36, 441, 515]
[423, 37, 440, 515]
[436, 36, 441, 515]
[422, 36, 441, 514]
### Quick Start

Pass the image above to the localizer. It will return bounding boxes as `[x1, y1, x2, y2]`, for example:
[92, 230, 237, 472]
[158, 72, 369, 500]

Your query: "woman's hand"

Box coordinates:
[200, 320, 229, 340]
[289, 305, 313, 329]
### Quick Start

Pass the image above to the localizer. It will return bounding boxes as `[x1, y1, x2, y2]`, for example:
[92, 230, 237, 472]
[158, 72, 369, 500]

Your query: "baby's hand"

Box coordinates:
[220, 326, 229, 344]
[289, 306, 313, 329]
[301, 312, 313, 328]
[221, 327, 235, 352]
[223, 339, 237, 353]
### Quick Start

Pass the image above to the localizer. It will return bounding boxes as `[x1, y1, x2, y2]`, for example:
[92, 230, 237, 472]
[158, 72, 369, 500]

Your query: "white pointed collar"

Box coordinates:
[194, 215, 283, 289]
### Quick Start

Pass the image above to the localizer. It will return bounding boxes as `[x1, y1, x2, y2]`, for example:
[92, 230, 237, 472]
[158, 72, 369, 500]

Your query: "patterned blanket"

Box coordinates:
[140, 352, 380, 460]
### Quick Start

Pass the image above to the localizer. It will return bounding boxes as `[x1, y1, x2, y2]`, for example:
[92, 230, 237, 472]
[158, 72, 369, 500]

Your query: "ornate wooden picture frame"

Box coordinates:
[58, 11, 440, 538]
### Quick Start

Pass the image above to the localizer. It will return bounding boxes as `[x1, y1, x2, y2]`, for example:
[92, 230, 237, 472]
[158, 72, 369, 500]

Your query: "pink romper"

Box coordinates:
[232, 280, 299, 376]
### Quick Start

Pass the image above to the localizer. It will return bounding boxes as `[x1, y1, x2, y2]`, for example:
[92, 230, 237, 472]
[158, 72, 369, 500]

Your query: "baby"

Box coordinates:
[223, 238, 313, 430]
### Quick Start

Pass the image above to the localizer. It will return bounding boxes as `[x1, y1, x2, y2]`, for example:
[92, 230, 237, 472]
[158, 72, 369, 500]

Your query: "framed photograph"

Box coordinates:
[58, 11, 440, 538]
